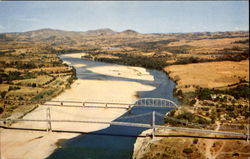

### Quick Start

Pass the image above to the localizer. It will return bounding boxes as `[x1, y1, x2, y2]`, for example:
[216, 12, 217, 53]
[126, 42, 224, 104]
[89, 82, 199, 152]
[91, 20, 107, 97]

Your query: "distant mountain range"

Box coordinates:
[85, 28, 117, 35]
[0, 28, 140, 42]
[0, 28, 248, 46]
[84, 28, 139, 35]
[1, 28, 138, 36]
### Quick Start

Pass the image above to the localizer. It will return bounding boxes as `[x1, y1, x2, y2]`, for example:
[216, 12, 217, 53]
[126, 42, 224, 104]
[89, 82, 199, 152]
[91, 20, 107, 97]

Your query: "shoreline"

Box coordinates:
[0, 53, 159, 159]
[133, 60, 249, 159]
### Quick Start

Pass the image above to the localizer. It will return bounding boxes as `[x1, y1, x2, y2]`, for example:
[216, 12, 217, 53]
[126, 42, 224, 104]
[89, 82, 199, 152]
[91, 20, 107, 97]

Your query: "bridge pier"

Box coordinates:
[247, 120, 249, 142]
[46, 107, 52, 132]
[152, 111, 155, 139]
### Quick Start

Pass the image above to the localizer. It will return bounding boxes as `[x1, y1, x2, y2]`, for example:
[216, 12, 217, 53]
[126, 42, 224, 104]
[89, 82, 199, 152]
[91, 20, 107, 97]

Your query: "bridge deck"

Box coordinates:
[0, 118, 247, 138]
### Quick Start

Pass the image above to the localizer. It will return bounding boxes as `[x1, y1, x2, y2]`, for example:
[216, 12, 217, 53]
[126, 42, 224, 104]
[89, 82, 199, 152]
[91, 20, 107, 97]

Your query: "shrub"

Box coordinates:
[174, 112, 210, 125]
[7, 71, 21, 80]
[22, 73, 36, 79]
[193, 138, 198, 144]
[183, 148, 193, 154]
[196, 88, 213, 100]
[175, 89, 183, 96]
[232, 152, 240, 156]
[31, 89, 54, 101]
[201, 107, 209, 111]
[175, 57, 201, 64]
[16, 62, 37, 69]
[0, 107, 4, 114]
[0, 91, 7, 98]
[177, 112, 193, 121]
[228, 111, 237, 118]
[189, 99, 196, 106]
[234, 39, 249, 44]
[95, 54, 167, 70]
[193, 85, 249, 101]
[194, 116, 210, 125]
[227, 84, 249, 99]
[8, 86, 21, 91]
[226, 105, 234, 111]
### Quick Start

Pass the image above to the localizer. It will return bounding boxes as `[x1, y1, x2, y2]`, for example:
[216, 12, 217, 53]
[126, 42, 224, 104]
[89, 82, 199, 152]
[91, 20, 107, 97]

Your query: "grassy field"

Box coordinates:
[165, 60, 249, 93]
[13, 75, 54, 86]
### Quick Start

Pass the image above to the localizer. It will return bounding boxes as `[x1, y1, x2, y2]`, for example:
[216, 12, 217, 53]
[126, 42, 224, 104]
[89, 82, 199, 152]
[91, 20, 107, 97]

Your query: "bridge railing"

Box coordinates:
[1, 98, 178, 108]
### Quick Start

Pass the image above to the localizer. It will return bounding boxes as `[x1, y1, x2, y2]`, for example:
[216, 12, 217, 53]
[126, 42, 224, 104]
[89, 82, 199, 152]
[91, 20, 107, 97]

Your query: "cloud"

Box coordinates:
[0, 24, 5, 30]
[234, 26, 240, 30]
[18, 17, 39, 22]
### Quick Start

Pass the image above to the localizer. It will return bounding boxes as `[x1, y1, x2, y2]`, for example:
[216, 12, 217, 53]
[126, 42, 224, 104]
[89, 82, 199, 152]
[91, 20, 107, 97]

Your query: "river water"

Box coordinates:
[47, 55, 179, 159]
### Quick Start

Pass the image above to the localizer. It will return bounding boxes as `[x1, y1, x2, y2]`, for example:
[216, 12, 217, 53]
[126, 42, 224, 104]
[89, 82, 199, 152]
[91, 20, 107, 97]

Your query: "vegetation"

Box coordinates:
[0, 107, 4, 114]
[125, 39, 179, 52]
[0, 47, 76, 118]
[233, 39, 249, 44]
[183, 148, 193, 154]
[168, 83, 249, 129]
[55, 48, 83, 54]
[8, 86, 21, 91]
[165, 111, 210, 127]
[31, 89, 55, 101]
[16, 62, 37, 69]
[195, 84, 249, 100]
[95, 54, 166, 70]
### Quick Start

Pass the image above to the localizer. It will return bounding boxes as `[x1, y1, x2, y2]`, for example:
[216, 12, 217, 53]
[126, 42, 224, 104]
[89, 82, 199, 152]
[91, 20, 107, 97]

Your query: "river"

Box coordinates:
[47, 54, 179, 159]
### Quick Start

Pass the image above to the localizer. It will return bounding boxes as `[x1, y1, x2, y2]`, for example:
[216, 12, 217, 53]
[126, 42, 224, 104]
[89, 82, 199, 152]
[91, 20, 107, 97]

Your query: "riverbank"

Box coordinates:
[0, 53, 159, 159]
[133, 128, 250, 159]
[133, 60, 249, 159]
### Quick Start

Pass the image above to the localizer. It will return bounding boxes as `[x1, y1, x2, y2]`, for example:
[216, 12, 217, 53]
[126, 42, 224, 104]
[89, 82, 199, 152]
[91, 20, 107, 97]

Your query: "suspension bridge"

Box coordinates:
[0, 98, 249, 140]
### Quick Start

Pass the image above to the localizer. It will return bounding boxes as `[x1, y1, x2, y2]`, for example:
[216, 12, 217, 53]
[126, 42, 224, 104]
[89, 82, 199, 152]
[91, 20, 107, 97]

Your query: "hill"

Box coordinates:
[84, 28, 116, 36]
[120, 29, 138, 35]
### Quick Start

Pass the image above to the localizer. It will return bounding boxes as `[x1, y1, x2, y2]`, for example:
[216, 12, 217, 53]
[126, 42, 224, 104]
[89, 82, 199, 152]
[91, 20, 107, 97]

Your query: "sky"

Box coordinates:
[0, 1, 249, 33]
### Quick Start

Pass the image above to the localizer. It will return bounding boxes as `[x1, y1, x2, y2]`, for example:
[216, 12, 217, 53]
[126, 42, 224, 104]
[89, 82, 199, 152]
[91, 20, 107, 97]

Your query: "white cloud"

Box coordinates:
[18, 17, 39, 22]
[234, 26, 240, 30]
[0, 25, 6, 33]
[0, 24, 5, 30]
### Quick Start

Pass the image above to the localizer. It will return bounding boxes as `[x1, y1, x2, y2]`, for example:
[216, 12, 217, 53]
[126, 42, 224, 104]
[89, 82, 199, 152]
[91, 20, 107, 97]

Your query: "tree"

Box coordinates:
[0, 91, 7, 98]
[183, 148, 193, 154]
[0, 107, 3, 114]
